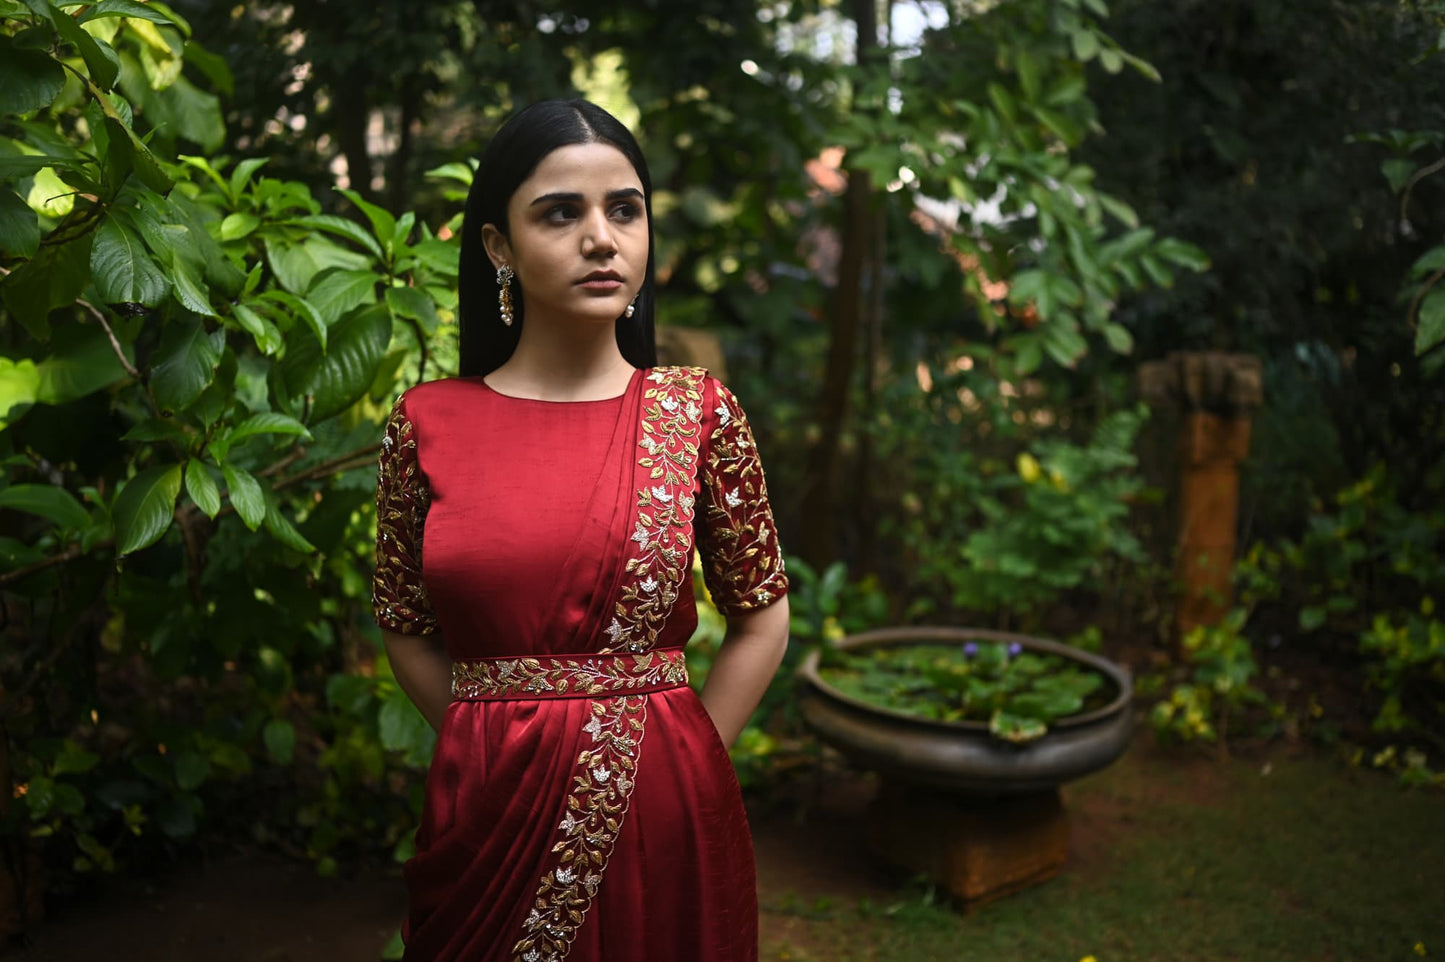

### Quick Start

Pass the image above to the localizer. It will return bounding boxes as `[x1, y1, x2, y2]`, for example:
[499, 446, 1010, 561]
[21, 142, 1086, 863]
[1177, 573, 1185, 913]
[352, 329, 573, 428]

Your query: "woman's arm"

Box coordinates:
[383, 630, 453, 732]
[697, 596, 791, 747]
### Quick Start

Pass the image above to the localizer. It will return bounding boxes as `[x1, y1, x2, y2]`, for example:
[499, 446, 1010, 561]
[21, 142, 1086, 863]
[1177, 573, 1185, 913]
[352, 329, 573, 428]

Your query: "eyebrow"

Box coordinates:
[528, 187, 644, 207]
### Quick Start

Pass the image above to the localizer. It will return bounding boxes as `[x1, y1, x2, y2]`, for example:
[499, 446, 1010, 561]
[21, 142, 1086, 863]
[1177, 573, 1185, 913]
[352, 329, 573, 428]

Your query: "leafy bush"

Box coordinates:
[0, 0, 453, 891]
[1149, 608, 1270, 746]
[872, 361, 1151, 628]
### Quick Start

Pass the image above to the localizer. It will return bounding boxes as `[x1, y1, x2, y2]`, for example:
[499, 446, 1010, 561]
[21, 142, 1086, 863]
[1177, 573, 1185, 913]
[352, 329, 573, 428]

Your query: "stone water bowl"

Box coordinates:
[795, 626, 1135, 795]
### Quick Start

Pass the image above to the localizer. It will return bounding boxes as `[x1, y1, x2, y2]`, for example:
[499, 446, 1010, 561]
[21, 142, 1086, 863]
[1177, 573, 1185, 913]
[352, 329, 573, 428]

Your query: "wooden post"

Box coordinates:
[1138, 352, 1263, 641]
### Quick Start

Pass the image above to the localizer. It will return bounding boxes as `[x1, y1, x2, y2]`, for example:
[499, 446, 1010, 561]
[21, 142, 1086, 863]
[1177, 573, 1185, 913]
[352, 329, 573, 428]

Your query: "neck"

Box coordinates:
[487, 313, 636, 401]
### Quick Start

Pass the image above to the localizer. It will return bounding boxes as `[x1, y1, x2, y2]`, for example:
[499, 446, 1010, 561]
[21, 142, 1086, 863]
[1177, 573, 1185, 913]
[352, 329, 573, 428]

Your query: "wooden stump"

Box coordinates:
[865, 782, 1068, 907]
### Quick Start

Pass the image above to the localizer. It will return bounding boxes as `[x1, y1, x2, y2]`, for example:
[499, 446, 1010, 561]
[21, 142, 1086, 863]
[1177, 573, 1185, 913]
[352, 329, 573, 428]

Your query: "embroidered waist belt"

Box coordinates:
[451, 649, 689, 701]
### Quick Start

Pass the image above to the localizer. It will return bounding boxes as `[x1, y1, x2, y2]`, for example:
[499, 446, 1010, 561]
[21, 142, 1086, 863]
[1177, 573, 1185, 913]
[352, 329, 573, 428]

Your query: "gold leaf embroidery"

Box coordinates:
[509, 367, 705, 962]
[698, 382, 790, 614]
[451, 651, 688, 700]
[372, 398, 438, 634]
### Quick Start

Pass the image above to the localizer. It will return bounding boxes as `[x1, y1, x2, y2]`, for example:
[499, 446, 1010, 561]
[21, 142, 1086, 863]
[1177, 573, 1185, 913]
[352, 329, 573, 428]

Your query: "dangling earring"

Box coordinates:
[496, 265, 515, 326]
[624, 295, 637, 319]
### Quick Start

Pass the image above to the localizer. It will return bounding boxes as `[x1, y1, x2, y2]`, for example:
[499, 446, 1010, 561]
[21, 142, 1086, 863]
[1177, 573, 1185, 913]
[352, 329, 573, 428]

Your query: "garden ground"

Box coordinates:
[7, 735, 1443, 962]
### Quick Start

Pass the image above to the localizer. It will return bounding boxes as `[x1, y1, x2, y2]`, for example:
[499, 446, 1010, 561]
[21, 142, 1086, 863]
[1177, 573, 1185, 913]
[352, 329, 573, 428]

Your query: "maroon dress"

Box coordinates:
[372, 366, 788, 961]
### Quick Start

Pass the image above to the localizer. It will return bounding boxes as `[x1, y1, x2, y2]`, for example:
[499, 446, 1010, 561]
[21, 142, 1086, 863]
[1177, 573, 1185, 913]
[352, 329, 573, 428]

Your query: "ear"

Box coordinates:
[480, 223, 512, 271]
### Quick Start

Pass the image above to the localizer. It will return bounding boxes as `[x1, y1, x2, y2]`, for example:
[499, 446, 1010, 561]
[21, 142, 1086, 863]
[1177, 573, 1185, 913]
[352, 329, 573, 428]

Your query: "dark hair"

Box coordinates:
[457, 99, 658, 377]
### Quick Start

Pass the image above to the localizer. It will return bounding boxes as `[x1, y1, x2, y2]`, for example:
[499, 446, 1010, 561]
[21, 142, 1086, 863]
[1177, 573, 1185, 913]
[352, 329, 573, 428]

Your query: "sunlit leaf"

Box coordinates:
[91, 215, 169, 306]
[113, 462, 183, 555]
[184, 458, 220, 518]
[221, 462, 264, 530]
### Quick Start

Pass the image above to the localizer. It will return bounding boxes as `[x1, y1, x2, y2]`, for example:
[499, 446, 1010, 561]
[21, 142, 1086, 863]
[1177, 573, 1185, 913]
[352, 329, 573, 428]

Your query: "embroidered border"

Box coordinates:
[697, 382, 789, 614]
[600, 366, 707, 655]
[452, 651, 688, 700]
[509, 367, 705, 962]
[373, 398, 438, 634]
[511, 694, 647, 962]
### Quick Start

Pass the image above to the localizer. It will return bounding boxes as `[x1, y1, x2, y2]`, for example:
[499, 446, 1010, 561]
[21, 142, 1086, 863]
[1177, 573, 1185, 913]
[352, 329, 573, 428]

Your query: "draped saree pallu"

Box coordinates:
[373, 367, 788, 962]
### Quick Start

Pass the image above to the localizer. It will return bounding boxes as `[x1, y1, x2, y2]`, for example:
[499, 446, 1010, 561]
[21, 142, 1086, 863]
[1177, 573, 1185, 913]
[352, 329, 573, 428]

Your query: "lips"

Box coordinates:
[576, 270, 625, 292]
[576, 270, 624, 286]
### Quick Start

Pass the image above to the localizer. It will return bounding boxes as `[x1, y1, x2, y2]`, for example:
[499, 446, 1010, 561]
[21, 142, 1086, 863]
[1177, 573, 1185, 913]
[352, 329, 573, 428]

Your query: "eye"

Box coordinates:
[610, 201, 642, 222]
[543, 203, 578, 224]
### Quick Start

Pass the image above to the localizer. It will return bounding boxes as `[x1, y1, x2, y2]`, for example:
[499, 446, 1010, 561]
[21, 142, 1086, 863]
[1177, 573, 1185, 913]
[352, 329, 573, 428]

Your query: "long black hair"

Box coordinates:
[457, 99, 659, 377]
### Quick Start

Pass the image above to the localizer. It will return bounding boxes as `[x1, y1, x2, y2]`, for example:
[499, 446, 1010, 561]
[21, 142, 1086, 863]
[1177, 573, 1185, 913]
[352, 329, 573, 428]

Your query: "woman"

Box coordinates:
[373, 99, 790, 962]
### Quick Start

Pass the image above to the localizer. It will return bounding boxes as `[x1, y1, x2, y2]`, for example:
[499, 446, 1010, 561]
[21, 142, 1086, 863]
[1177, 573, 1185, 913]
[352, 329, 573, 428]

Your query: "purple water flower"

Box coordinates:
[962, 642, 979, 658]
[1008, 642, 1023, 658]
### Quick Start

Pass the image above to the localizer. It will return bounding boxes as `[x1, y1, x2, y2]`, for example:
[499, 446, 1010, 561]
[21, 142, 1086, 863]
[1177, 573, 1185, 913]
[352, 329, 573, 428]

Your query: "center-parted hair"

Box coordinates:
[457, 99, 659, 377]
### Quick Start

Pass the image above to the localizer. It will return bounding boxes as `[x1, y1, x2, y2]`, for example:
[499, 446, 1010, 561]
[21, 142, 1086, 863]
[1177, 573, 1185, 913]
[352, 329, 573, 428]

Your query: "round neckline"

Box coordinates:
[478, 367, 639, 404]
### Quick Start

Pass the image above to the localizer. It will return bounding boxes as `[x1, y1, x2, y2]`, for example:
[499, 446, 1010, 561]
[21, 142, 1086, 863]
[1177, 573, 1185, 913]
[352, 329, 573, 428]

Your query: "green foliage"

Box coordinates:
[686, 555, 890, 791]
[0, 0, 456, 883]
[1149, 609, 1270, 745]
[1083, 0, 1445, 540]
[872, 364, 1150, 626]
[821, 640, 1109, 744]
[1263, 468, 1445, 743]
[1354, 126, 1445, 368]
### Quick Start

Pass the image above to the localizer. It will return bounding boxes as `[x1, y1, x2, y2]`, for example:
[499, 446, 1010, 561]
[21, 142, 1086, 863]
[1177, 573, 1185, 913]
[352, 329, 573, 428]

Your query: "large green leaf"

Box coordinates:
[221, 463, 264, 529]
[113, 463, 183, 555]
[257, 290, 326, 349]
[385, 285, 441, 334]
[91, 215, 169, 306]
[263, 236, 369, 296]
[103, 116, 173, 193]
[35, 324, 131, 403]
[307, 269, 378, 326]
[81, 0, 178, 26]
[281, 304, 392, 421]
[50, 4, 121, 90]
[231, 303, 282, 355]
[149, 321, 223, 413]
[0, 357, 40, 428]
[184, 458, 220, 518]
[226, 412, 311, 448]
[169, 251, 215, 315]
[1417, 289, 1445, 357]
[262, 497, 316, 553]
[290, 214, 385, 260]
[0, 234, 93, 338]
[0, 188, 41, 258]
[0, 37, 66, 115]
[0, 484, 90, 530]
[338, 188, 396, 255]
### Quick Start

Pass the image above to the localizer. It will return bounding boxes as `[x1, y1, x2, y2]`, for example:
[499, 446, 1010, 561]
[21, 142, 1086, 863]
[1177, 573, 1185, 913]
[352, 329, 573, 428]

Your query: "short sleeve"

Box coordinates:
[372, 395, 439, 635]
[696, 379, 789, 616]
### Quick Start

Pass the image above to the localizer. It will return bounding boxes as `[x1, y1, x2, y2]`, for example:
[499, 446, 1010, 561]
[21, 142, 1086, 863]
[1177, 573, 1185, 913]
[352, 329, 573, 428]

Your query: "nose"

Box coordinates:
[580, 207, 617, 257]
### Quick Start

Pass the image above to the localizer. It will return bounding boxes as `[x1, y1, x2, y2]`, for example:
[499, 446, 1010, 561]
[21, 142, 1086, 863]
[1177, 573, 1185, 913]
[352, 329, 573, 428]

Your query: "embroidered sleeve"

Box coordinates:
[372, 395, 439, 635]
[696, 379, 789, 616]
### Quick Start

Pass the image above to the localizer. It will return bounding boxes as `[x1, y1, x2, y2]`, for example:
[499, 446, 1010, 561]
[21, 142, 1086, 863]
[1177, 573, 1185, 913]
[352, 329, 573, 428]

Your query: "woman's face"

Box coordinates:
[482, 142, 648, 329]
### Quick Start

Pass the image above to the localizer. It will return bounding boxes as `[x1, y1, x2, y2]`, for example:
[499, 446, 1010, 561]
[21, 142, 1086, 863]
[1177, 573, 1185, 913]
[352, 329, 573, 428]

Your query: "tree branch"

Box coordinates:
[1400, 154, 1445, 225]
[77, 297, 141, 379]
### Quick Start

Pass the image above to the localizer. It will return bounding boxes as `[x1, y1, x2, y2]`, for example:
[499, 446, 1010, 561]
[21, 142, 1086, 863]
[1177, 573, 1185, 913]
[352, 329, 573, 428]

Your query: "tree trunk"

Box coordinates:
[387, 79, 423, 214]
[797, 0, 884, 568]
[331, 79, 374, 203]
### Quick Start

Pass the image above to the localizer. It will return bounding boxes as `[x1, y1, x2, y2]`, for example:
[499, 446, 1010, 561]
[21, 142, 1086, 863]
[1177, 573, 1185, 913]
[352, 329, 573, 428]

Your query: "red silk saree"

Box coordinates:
[373, 366, 788, 961]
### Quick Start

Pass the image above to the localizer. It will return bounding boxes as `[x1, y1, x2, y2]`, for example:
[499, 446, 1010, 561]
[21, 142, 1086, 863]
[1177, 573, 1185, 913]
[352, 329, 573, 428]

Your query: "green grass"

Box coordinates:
[760, 751, 1444, 961]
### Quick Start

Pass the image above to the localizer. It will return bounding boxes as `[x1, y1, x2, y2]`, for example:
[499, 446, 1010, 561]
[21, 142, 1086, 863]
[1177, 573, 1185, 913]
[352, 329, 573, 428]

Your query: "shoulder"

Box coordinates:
[390, 376, 489, 425]
[642, 366, 746, 433]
